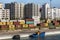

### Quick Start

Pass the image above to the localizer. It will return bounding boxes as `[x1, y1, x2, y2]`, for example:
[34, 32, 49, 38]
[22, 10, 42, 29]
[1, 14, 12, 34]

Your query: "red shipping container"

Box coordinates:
[40, 23, 45, 27]
[15, 25, 22, 29]
[54, 22, 59, 26]
[29, 24, 35, 28]
[1, 25, 8, 30]
[53, 20, 57, 23]
[13, 22, 20, 25]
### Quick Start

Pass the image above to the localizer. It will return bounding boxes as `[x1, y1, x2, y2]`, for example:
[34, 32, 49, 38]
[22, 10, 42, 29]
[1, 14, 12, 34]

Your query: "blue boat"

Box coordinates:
[29, 32, 45, 38]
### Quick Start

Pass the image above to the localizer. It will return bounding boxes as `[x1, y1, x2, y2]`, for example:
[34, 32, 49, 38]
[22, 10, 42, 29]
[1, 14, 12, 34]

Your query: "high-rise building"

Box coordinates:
[0, 3, 3, 21]
[0, 9, 10, 22]
[0, 9, 3, 21]
[5, 2, 24, 20]
[41, 3, 50, 19]
[24, 3, 40, 19]
[48, 8, 60, 20]
[2, 9, 10, 21]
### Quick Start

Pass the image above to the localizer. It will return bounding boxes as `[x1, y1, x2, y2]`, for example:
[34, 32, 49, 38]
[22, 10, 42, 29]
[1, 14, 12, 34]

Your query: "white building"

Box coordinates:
[1, 9, 10, 22]
[0, 9, 3, 21]
[48, 8, 60, 20]
[5, 2, 24, 20]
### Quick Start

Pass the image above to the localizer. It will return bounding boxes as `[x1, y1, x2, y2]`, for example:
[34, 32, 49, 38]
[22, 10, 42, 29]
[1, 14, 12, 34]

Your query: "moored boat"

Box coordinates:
[29, 32, 45, 38]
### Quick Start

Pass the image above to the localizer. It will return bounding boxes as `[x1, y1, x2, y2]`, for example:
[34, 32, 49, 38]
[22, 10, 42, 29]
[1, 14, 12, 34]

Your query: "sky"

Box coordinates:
[0, 0, 60, 8]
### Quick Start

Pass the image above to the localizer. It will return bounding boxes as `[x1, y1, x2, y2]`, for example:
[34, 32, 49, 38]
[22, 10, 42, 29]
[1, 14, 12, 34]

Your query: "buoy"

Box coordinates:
[12, 35, 20, 40]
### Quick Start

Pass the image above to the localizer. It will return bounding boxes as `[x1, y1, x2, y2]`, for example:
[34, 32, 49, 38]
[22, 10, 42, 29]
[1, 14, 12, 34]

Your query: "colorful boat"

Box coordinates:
[29, 32, 45, 38]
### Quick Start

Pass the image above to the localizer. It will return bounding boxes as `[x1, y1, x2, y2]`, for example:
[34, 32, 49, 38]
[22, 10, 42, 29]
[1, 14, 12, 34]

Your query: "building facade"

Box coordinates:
[41, 3, 50, 19]
[24, 3, 40, 19]
[0, 3, 3, 9]
[2, 9, 10, 21]
[0, 9, 10, 22]
[48, 8, 60, 20]
[5, 2, 24, 20]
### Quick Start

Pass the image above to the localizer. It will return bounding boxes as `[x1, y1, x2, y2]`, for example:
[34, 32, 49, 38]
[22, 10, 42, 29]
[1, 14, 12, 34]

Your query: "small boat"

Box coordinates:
[29, 32, 45, 38]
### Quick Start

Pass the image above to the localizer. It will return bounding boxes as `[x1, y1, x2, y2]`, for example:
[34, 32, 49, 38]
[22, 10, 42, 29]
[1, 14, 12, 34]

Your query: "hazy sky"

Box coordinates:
[0, 0, 60, 8]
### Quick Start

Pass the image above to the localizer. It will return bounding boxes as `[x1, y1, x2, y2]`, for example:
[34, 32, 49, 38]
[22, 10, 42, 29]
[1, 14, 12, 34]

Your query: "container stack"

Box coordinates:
[25, 19, 35, 28]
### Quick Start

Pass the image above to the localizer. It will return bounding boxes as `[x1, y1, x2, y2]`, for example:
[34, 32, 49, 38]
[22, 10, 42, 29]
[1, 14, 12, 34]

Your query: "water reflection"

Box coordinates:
[29, 37, 45, 40]
[3, 34, 60, 40]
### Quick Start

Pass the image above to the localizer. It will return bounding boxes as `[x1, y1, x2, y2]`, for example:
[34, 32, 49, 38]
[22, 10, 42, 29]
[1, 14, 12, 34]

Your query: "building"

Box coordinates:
[0, 9, 10, 22]
[48, 8, 60, 20]
[0, 3, 3, 9]
[0, 9, 3, 21]
[0, 3, 3, 21]
[41, 3, 50, 19]
[24, 3, 40, 19]
[5, 2, 24, 20]
[47, 8, 55, 19]
[2, 9, 10, 21]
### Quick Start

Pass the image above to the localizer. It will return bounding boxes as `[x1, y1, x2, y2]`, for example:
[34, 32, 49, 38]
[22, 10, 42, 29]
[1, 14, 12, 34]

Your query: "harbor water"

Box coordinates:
[2, 34, 60, 40]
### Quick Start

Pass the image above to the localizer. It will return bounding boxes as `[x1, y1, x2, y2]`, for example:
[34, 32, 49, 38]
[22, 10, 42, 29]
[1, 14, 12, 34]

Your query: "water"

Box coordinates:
[2, 34, 60, 40]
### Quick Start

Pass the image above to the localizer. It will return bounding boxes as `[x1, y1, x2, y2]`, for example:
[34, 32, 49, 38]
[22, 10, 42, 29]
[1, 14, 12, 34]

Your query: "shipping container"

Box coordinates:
[1, 25, 8, 30]
[19, 20, 25, 24]
[29, 24, 35, 28]
[53, 20, 57, 23]
[15, 25, 22, 30]
[2, 22, 6, 25]
[26, 21, 34, 24]
[57, 20, 60, 24]
[54, 22, 59, 26]
[10, 20, 17, 22]
[23, 24, 28, 28]
[44, 23, 48, 27]
[49, 23, 56, 29]
[13, 22, 20, 25]
[25, 18, 34, 21]
[0, 22, 3, 25]
[40, 23, 45, 27]
[47, 19, 51, 23]
[9, 25, 15, 30]
[7, 22, 13, 25]
[0, 22, 7, 25]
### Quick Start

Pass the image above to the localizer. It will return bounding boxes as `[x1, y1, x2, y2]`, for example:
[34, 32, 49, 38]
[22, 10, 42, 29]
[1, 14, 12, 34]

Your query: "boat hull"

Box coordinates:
[29, 32, 45, 38]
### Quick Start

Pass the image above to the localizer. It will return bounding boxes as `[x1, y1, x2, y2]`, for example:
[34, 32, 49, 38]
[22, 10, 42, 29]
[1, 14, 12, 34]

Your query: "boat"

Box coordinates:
[29, 32, 45, 38]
